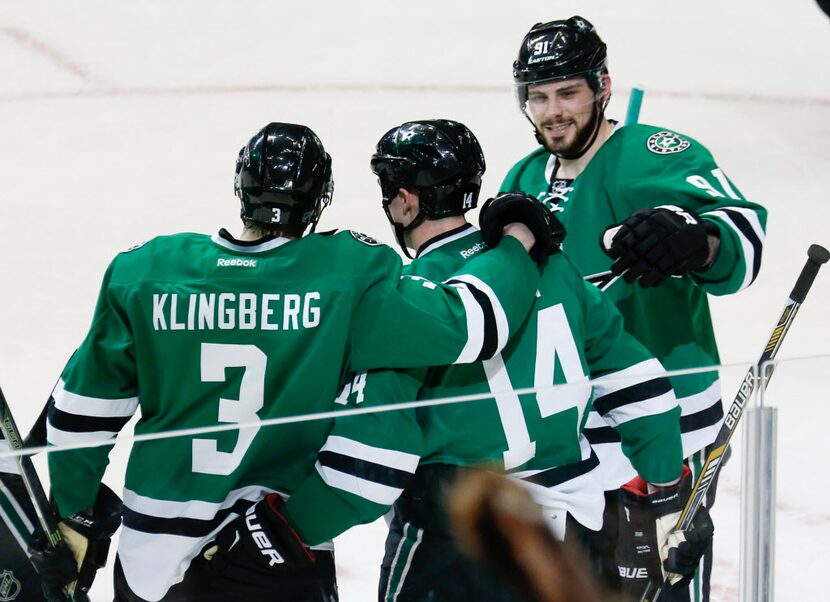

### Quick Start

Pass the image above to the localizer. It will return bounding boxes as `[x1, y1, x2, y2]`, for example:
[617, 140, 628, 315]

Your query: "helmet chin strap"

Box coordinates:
[387, 207, 427, 259]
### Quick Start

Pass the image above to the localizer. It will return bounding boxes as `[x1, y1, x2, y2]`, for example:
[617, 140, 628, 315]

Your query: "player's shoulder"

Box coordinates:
[610, 123, 709, 158]
[306, 229, 400, 267]
[107, 233, 208, 278]
[504, 146, 550, 179]
[116, 232, 207, 258]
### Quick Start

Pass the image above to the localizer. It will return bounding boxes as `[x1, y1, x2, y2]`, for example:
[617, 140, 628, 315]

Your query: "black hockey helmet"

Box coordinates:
[513, 16, 607, 108]
[234, 122, 333, 234]
[370, 119, 485, 217]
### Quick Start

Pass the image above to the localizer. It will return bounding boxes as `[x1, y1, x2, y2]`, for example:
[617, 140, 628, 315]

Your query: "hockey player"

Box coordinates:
[501, 16, 767, 600]
[38, 122, 553, 602]
[278, 120, 712, 601]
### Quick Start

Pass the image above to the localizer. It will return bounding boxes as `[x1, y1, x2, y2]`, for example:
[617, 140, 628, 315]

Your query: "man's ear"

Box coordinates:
[399, 188, 420, 219]
[599, 73, 612, 99]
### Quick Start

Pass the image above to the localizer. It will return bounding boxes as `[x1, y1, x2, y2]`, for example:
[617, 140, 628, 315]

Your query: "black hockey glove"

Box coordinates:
[27, 531, 77, 601]
[202, 494, 318, 598]
[616, 466, 714, 594]
[601, 205, 719, 287]
[479, 191, 566, 266]
[30, 484, 123, 600]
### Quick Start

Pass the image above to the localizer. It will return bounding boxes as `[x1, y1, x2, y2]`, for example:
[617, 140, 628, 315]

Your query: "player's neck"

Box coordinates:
[411, 216, 469, 255]
[237, 225, 297, 242]
[556, 118, 614, 180]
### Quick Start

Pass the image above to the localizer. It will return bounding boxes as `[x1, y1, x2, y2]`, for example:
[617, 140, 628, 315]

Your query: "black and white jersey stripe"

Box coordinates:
[46, 379, 137, 446]
[701, 206, 765, 289]
[443, 274, 510, 363]
[315, 435, 420, 505]
[591, 359, 676, 427]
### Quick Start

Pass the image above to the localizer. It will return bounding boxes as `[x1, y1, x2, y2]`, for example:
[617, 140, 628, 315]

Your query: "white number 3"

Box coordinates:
[192, 343, 266, 475]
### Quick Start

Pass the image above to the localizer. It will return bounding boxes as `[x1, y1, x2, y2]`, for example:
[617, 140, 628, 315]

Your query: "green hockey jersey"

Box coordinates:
[501, 123, 767, 484]
[282, 225, 682, 545]
[45, 228, 539, 601]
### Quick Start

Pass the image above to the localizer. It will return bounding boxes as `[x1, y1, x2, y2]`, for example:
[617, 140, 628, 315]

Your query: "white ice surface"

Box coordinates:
[0, 1, 828, 600]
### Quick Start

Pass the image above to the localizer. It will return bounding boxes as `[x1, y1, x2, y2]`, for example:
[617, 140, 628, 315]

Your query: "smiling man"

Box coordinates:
[501, 15, 767, 602]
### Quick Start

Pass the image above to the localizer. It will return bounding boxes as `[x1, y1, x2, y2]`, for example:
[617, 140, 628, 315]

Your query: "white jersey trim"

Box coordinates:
[702, 207, 765, 290]
[321, 436, 420, 472]
[601, 390, 677, 427]
[592, 358, 667, 395]
[47, 427, 116, 446]
[448, 274, 509, 356]
[316, 462, 405, 505]
[677, 380, 721, 415]
[210, 232, 292, 254]
[52, 378, 139, 418]
[418, 224, 477, 258]
[448, 283, 484, 364]
[123, 484, 271, 520]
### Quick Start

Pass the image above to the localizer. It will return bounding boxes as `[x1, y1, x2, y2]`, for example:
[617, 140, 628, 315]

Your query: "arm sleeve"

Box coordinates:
[47, 258, 139, 516]
[351, 236, 539, 371]
[620, 135, 767, 296]
[581, 281, 683, 484]
[281, 368, 425, 545]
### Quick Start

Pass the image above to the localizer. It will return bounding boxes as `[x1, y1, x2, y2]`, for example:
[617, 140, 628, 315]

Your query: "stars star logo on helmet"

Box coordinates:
[647, 131, 691, 154]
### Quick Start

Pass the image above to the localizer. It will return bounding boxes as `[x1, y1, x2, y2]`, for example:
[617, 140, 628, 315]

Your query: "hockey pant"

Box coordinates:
[378, 464, 594, 602]
[113, 550, 338, 602]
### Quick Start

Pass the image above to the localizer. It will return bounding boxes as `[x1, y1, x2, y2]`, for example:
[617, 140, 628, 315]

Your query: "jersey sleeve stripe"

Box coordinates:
[318, 451, 414, 489]
[48, 407, 131, 434]
[598, 390, 677, 427]
[443, 281, 484, 364]
[47, 426, 117, 446]
[320, 436, 420, 472]
[446, 274, 509, 361]
[315, 462, 406, 505]
[702, 207, 765, 289]
[592, 377, 673, 416]
[52, 379, 139, 418]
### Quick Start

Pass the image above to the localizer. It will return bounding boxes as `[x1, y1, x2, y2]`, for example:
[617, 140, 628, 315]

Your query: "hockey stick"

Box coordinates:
[0, 385, 85, 602]
[640, 243, 830, 602]
[625, 86, 644, 125]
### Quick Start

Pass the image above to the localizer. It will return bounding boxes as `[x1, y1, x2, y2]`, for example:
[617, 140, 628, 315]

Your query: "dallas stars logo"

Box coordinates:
[646, 131, 691, 155]
[349, 230, 381, 246]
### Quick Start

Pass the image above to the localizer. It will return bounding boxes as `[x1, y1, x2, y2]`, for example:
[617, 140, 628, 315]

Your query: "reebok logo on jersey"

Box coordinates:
[460, 242, 486, 258]
[217, 258, 258, 268]
[244, 506, 285, 566]
[647, 131, 691, 154]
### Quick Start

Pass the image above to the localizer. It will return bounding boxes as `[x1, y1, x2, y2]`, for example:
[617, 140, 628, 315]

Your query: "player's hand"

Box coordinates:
[58, 484, 123, 597]
[479, 191, 566, 266]
[601, 206, 719, 287]
[620, 466, 714, 586]
[28, 532, 78, 600]
[202, 494, 316, 594]
[29, 484, 121, 601]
